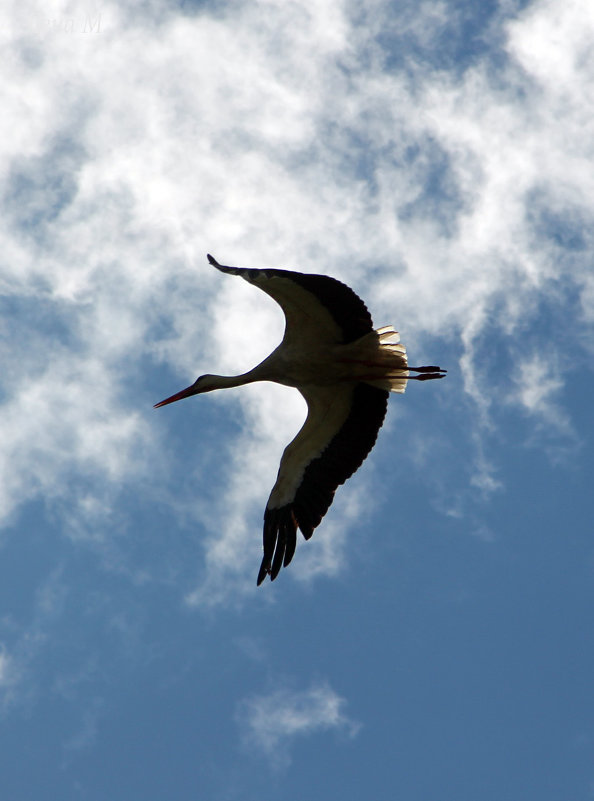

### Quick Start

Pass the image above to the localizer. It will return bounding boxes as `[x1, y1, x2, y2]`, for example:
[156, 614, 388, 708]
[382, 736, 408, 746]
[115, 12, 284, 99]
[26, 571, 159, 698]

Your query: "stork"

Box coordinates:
[155, 255, 446, 585]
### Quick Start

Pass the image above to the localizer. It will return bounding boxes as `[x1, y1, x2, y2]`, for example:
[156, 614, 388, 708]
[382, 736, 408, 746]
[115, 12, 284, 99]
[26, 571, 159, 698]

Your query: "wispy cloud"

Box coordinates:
[0, 566, 66, 713]
[0, 647, 16, 696]
[512, 353, 567, 427]
[61, 696, 105, 765]
[237, 680, 360, 767]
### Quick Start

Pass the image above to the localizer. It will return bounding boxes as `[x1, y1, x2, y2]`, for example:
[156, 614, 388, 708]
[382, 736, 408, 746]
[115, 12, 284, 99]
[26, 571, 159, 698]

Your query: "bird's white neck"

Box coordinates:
[204, 362, 272, 391]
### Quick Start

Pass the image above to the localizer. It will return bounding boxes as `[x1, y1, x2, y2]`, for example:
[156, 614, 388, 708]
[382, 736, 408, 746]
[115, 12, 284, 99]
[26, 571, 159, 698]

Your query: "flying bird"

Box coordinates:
[155, 255, 446, 585]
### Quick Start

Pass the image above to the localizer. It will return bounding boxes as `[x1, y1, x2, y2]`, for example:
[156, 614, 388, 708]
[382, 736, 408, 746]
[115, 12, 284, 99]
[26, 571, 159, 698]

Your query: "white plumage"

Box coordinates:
[155, 255, 446, 585]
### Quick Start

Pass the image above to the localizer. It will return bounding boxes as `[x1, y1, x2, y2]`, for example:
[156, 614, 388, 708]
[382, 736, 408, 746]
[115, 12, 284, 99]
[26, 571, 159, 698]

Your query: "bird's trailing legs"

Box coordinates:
[407, 366, 447, 381]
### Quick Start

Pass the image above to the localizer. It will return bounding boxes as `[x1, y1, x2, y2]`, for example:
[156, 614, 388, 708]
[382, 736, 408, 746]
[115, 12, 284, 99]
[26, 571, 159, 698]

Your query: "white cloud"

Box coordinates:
[237, 680, 359, 766]
[61, 696, 105, 763]
[510, 353, 578, 463]
[0, 647, 15, 689]
[0, 342, 152, 531]
[1, 0, 593, 600]
[507, 0, 594, 90]
[513, 353, 564, 420]
[0, 567, 67, 712]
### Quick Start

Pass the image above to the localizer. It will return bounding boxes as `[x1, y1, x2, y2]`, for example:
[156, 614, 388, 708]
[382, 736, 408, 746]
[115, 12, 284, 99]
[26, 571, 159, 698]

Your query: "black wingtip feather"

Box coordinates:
[207, 254, 229, 272]
[256, 560, 270, 586]
[270, 538, 285, 581]
[283, 528, 297, 567]
[259, 506, 300, 585]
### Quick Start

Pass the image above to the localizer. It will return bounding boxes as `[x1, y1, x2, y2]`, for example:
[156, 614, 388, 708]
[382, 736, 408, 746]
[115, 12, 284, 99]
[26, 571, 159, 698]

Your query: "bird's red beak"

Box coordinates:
[154, 384, 198, 408]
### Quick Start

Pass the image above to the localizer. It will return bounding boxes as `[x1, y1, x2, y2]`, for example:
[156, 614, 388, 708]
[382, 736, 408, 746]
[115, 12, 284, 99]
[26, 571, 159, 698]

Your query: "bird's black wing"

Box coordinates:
[207, 254, 373, 346]
[259, 382, 389, 584]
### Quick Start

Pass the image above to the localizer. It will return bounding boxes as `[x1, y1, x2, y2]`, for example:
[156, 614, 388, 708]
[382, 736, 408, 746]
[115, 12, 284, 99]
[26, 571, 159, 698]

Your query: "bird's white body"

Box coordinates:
[232, 327, 407, 389]
[155, 255, 446, 585]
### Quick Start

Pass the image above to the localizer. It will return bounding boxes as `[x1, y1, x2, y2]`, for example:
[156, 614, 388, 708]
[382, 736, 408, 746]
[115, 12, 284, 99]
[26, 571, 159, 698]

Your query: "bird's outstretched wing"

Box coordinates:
[258, 382, 389, 584]
[207, 254, 373, 348]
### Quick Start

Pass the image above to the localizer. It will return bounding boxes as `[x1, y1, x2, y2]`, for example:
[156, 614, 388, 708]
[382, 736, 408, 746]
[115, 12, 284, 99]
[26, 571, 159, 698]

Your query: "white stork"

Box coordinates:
[155, 255, 446, 585]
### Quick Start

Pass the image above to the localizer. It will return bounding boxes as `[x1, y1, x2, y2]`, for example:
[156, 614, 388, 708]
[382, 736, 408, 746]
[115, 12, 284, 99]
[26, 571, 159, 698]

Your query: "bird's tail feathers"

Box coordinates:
[364, 326, 409, 393]
[364, 374, 409, 393]
[341, 326, 409, 392]
[376, 325, 403, 345]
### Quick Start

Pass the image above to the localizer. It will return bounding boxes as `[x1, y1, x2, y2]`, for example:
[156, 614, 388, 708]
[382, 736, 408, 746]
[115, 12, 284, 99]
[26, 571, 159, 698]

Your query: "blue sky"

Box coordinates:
[1, 0, 594, 798]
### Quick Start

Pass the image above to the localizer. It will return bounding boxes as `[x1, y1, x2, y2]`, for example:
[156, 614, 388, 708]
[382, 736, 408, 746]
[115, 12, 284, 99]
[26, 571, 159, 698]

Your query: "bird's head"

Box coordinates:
[154, 374, 219, 408]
